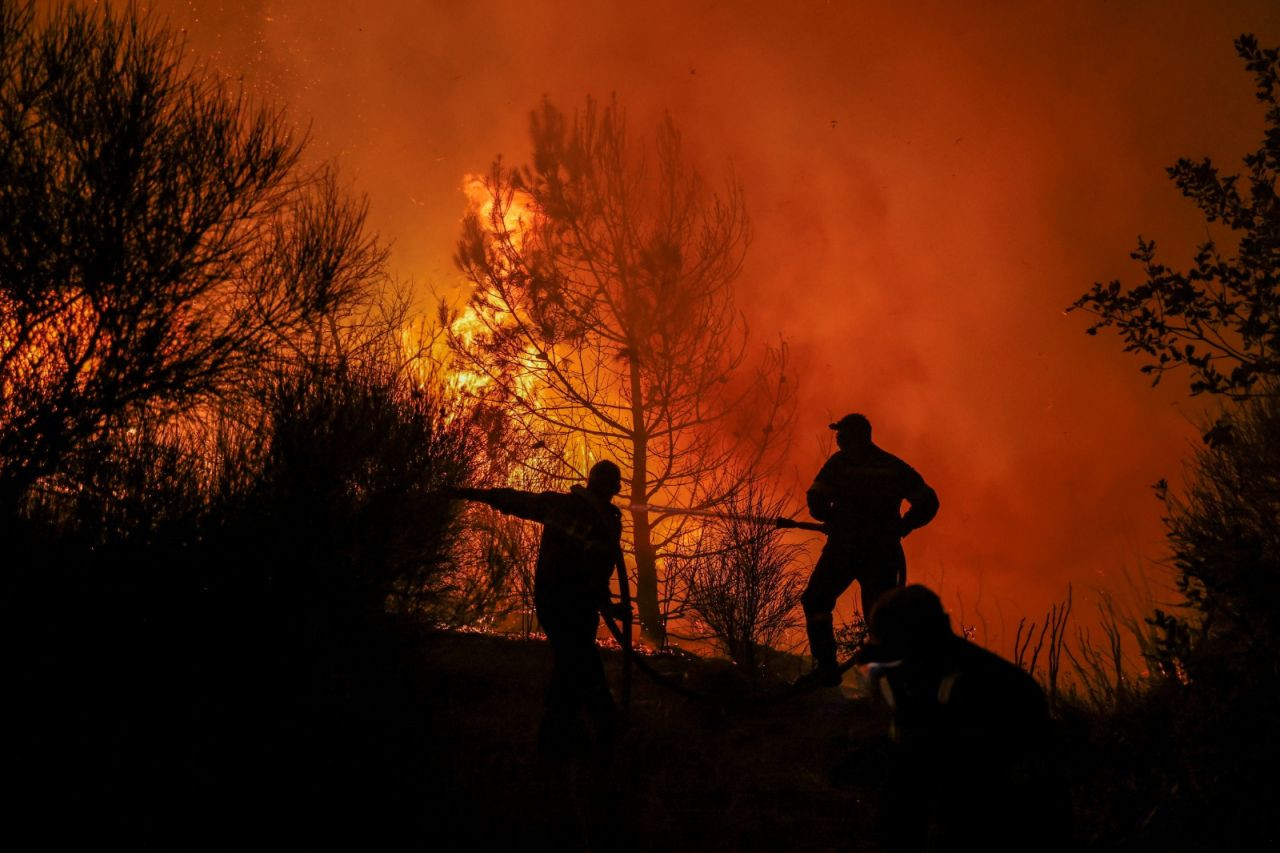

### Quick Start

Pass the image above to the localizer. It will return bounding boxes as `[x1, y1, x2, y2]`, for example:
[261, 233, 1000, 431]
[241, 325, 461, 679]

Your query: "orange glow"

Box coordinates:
[462, 175, 535, 253]
[401, 310, 493, 399]
[412, 178, 606, 487]
[1, 292, 101, 398]
[404, 177, 545, 402]
[150, 0, 1280, 659]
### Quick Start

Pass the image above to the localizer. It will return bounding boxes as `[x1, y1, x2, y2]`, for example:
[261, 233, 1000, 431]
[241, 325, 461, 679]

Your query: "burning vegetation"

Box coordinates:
[4, 2, 1278, 849]
[441, 96, 795, 643]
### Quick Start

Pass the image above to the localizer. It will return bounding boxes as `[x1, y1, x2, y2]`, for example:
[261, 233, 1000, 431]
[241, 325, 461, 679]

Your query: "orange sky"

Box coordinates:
[142, 0, 1279, 653]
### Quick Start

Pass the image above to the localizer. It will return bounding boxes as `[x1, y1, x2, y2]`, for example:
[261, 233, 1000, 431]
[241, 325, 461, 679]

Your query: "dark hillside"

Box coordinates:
[419, 632, 890, 850]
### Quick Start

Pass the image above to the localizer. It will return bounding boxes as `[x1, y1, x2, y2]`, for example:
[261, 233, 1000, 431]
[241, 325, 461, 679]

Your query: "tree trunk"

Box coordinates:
[630, 498, 663, 643]
[628, 354, 664, 643]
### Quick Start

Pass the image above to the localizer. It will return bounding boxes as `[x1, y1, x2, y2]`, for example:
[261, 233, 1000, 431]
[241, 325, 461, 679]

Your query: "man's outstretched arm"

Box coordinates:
[447, 486, 546, 524]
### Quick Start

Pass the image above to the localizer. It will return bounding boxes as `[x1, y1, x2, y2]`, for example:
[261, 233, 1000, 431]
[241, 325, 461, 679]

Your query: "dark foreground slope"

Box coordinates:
[418, 632, 890, 851]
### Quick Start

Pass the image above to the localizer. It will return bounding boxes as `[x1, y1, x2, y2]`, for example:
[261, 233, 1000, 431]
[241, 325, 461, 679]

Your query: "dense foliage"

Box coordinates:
[1071, 36, 1279, 400]
[1069, 35, 1280, 850]
[3, 6, 476, 843]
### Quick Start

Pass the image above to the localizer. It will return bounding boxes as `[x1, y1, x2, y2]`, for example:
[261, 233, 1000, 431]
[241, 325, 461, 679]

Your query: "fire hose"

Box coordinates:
[597, 511, 870, 709]
[597, 605, 865, 710]
[626, 503, 829, 534]
[447, 489, 861, 708]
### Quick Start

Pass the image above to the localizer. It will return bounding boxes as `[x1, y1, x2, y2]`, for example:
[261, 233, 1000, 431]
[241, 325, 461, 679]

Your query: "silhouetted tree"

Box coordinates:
[1071, 35, 1279, 400]
[449, 96, 793, 640]
[1070, 38, 1280, 847]
[2, 7, 480, 844]
[1072, 36, 1280, 674]
[0, 2, 386, 511]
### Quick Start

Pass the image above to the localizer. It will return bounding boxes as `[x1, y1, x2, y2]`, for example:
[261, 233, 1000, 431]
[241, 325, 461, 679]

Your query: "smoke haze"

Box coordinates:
[144, 0, 1279, 647]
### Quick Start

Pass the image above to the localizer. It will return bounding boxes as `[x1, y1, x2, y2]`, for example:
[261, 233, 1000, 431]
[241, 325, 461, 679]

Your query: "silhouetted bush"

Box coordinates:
[675, 482, 806, 677]
[244, 363, 475, 631]
[1065, 34, 1280, 850]
[1153, 387, 1280, 682]
[10, 363, 480, 844]
[0, 3, 390, 513]
[1040, 393, 1280, 850]
[1071, 386, 1280, 850]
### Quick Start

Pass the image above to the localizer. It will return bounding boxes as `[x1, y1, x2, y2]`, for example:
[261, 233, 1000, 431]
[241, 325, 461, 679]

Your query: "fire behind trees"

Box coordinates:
[18, 1, 1280, 848]
[2, 3, 825, 846]
[447, 95, 794, 641]
[0, 0, 480, 639]
[2, 4, 477, 843]
[0, 1, 396, 512]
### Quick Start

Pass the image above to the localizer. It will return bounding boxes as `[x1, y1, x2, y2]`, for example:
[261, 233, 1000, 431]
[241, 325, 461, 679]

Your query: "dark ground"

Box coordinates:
[23, 608, 1250, 851]
[418, 632, 892, 851]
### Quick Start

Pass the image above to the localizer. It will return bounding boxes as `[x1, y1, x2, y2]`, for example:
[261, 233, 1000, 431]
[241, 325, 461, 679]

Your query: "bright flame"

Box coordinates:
[463, 175, 535, 251]
[403, 176, 548, 405]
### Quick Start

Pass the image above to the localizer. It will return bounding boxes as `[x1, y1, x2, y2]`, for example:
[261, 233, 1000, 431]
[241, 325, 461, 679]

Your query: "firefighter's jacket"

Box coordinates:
[806, 443, 939, 540]
[870, 634, 1050, 750]
[868, 635, 1067, 846]
[459, 485, 623, 617]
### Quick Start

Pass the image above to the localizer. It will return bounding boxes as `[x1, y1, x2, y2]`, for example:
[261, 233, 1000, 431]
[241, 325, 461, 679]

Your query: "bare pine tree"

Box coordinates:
[449, 96, 793, 640]
[674, 478, 807, 673]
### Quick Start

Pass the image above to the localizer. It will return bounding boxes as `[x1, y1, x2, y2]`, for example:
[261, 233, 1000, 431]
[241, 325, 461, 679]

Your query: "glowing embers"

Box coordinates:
[0, 291, 102, 399]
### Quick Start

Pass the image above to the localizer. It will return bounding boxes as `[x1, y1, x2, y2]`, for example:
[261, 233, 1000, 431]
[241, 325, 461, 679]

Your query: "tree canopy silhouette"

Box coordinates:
[448, 96, 792, 639]
[0, 2, 386, 510]
[1071, 35, 1279, 400]
[1073, 44, 1280, 837]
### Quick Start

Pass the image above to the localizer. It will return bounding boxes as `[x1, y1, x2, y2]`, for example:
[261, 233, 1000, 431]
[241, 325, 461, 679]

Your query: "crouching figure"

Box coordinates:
[865, 585, 1073, 851]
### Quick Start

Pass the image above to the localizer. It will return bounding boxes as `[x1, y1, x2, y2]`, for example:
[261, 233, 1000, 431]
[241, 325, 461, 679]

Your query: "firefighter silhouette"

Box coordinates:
[865, 585, 1073, 851]
[448, 461, 630, 761]
[799, 414, 938, 685]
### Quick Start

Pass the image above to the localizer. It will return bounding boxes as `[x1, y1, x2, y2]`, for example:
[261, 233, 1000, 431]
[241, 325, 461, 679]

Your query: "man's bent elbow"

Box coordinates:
[806, 490, 832, 521]
[905, 486, 939, 529]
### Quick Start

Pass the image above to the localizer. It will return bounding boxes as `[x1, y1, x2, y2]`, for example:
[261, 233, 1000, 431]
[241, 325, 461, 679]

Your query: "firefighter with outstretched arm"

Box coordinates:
[447, 460, 631, 761]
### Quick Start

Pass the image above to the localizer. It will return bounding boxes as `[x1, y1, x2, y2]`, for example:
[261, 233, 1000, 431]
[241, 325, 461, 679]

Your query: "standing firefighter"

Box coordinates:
[799, 414, 938, 686]
[448, 461, 631, 761]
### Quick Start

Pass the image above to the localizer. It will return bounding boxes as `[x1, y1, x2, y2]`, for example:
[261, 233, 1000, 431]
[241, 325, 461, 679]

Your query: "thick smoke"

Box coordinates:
[157, 0, 1278, 649]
